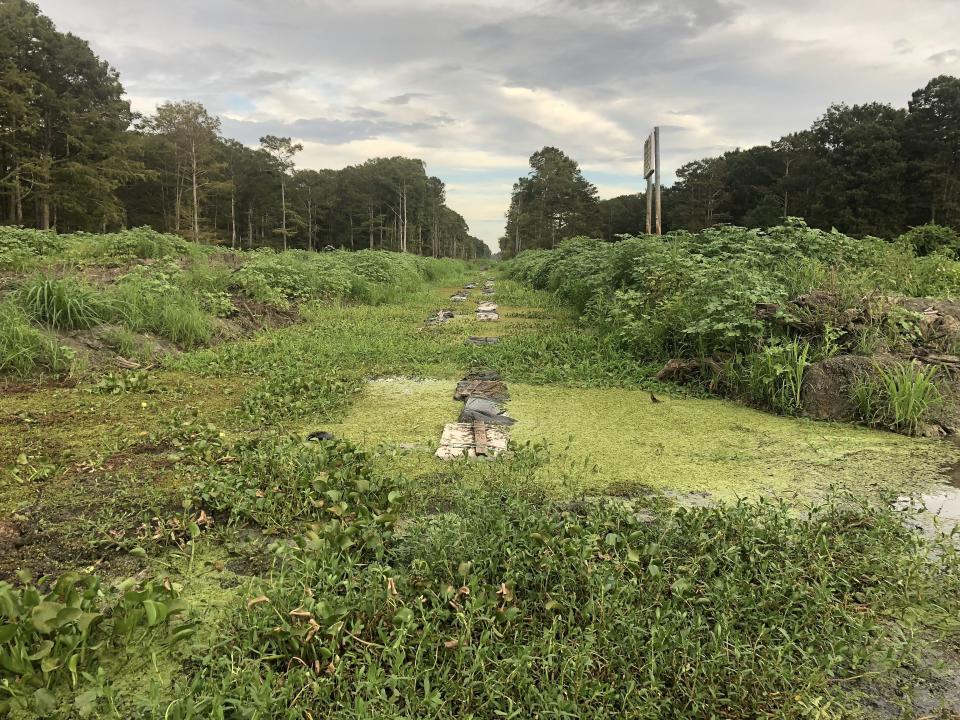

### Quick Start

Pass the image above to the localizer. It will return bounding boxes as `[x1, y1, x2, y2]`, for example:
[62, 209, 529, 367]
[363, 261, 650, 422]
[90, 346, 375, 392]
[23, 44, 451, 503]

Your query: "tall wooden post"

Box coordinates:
[654, 126, 662, 236]
[645, 176, 652, 235]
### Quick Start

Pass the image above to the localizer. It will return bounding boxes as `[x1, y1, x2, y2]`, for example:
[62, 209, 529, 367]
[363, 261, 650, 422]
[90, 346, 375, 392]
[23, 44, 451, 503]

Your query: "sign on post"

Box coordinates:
[642, 128, 662, 236]
[643, 133, 655, 180]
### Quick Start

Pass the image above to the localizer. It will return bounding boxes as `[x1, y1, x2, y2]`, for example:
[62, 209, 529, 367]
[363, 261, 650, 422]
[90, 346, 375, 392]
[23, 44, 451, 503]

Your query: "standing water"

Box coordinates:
[893, 460, 960, 529]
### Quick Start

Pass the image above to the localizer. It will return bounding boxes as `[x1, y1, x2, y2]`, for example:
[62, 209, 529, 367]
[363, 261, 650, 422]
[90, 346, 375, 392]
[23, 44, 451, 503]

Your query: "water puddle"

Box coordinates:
[892, 460, 960, 526]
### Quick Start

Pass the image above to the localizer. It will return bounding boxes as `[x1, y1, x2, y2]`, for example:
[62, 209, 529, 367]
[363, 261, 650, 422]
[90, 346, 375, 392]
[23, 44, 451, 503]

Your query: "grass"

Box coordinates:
[17, 276, 106, 331]
[1, 251, 959, 718]
[0, 301, 74, 377]
[853, 362, 943, 435]
[149, 441, 960, 718]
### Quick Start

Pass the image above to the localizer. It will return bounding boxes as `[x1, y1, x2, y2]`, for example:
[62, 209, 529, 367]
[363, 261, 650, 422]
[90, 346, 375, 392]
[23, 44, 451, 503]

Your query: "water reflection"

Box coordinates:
[893, 463, 960, 526]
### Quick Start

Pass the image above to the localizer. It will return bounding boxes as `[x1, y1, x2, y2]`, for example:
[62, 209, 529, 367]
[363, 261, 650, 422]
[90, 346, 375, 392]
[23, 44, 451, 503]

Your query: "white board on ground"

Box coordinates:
[435, 422, 509, 459]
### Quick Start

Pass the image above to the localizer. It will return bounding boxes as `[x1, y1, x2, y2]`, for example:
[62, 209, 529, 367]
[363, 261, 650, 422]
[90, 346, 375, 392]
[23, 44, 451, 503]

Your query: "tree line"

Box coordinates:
[0, 0, 488, 259]
[500, 76, 960, 257]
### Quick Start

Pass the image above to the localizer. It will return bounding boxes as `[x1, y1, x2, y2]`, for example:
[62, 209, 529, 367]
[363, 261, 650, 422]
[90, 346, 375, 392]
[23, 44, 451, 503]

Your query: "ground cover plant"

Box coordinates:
[2, 231, 960, 718]
[505, 219, 960, 434]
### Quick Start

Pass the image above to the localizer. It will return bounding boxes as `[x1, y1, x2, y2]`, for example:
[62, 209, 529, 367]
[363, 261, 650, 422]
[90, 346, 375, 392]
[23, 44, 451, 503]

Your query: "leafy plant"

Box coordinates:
[192, 436, 402, 538]
[0, 227, 66, 271]
[238, 368, 361, 426]
[743, 338, 811, 414]
[0, 573, 192, 716]
[200, 290, 235, 318]
[170, 487, 960, 719]
[898, 223, 960, 257]
[91, 370, 152, 395]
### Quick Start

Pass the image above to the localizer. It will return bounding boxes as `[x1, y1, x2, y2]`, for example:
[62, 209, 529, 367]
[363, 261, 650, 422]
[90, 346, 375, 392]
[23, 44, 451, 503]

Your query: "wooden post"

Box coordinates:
[654, 126, 662, 236]
[645, 176, 652, 235]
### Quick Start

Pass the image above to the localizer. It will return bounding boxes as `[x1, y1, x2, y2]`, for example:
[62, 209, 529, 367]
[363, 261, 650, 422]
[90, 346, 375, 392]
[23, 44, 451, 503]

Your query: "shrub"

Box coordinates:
[0, 227, 66, 270]
[17, 276, 107, 330]
[72, 226, 191, 262]
[852, 362, 942, 435]
[233, 250, 354, 307]
[898, 223, 960, 257]
[505, 220, 960, 417]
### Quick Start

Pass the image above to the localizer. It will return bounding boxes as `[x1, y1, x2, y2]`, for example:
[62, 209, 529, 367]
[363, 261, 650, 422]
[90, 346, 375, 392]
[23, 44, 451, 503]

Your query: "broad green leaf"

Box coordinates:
[0, 624, 18, 643]
[55, 607, 82, 628]
[143, 600, 169, 627]
[27, 640, 54, 661]
[31, 602, 63, 634]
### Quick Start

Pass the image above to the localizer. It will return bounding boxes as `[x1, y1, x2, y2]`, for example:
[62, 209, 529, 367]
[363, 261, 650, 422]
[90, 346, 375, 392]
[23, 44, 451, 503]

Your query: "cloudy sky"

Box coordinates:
[39, 0, 960, 248]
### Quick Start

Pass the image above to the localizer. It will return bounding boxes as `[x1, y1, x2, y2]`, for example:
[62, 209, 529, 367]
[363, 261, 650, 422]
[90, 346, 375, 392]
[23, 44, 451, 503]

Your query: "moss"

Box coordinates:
[316, 378, 461, 447]
[508, 384, 959, 500]
[315, 377, 958, 503]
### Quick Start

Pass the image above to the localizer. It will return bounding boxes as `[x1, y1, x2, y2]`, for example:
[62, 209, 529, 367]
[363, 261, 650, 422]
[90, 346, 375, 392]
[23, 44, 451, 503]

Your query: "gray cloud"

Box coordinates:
[223, 115, 454, 146]
[37, 0, 960, 246]
[928, 49, 960, 64]
[385, 93, 433, 105]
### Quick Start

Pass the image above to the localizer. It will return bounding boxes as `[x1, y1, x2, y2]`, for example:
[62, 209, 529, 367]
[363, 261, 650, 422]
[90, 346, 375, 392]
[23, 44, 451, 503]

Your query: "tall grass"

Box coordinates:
[742, 338, 811, 414]
[110, 284, 214, 348]
[17, 276, 107, 330]
[852, 362, 942, 435]
[0, 301, 74, 376]
[0, 237, 474, 376]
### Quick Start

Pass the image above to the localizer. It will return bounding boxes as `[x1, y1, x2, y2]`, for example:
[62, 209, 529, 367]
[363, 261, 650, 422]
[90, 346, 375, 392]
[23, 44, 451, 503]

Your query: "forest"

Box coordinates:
[500, 75, 960, 256]
[0, 0, 488, 259]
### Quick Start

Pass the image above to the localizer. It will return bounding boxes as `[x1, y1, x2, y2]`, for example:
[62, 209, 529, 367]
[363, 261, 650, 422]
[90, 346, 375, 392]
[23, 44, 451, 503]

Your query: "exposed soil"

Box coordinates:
[859, 638, 960, 719]
[228, 296, 300, 334]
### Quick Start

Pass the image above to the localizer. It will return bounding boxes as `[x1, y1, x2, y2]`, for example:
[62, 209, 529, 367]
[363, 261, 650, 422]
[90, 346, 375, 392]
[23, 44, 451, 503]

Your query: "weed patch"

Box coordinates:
[0, 302, 73, 377]
[0, 573, 193, 717]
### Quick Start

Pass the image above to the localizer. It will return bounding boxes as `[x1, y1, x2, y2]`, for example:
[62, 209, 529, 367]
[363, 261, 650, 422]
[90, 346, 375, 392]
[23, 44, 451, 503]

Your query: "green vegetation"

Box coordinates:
[0, 3, 488, 259]
[853, 363, 943, 435]
[0, 301, 73, 377]
[166, 435, 960, 719]
[0, 574, 192, 716]
[506, 221, 960, 433]
[500, 79, 960, 255]
[0, 225, 473, 376]
[17, 277, 106, 332]
[1, 242, 959, 718]
[3, 5, 960, 712]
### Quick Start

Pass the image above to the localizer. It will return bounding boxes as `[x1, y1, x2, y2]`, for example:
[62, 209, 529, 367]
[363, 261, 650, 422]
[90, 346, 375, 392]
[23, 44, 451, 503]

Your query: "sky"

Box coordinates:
[38, 0, 960, 250]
